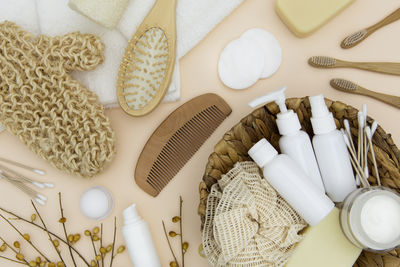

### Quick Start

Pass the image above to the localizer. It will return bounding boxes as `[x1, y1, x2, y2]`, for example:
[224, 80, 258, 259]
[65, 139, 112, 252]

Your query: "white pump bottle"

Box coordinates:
[309, 94, 356, 202]
[249, 86, 324, 192]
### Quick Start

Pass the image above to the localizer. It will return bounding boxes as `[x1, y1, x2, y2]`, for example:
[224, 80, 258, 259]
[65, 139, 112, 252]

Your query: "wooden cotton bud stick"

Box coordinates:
[0, 157, 45, 175]
[343, 121, 356, 154]
[365, 126, 380, 186]
[365, 121, 378, 154]
[357, 112, 364, 163]
[343, 133, 370, 188]
[371, 121, 378, 136]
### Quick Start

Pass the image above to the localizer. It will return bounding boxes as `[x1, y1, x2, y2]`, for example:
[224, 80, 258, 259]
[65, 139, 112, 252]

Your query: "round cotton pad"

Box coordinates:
[241, 28, 282, 79]
[80, 186, 114, 220]
[218, 38, 265, 90]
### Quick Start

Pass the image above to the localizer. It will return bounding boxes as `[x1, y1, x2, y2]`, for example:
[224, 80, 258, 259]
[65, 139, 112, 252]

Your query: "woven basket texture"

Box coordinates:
[198, 97, 400, 267]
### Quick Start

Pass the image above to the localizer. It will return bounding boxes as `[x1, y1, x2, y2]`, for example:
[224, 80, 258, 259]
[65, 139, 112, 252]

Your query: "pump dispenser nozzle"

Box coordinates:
[309, 94, 336, 135]
[248, 86, 301, 136]
[248, 86, 287, 111]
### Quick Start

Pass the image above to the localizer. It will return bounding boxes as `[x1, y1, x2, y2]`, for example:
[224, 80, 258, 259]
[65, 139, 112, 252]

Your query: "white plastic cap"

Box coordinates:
[248, 138, 278, 168]
[309, 94, 336, 135]
[276, 110, 301, 135]
[123, 204, 142, 225]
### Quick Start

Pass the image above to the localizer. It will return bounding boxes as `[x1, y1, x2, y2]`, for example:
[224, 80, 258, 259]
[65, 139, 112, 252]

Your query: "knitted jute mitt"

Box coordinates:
[0, 21, 116, 178]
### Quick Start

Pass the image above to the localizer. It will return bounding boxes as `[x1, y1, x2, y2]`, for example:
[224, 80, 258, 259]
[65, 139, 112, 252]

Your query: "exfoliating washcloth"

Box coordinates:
[0, 21, 116, 177]
[203, 161, 306, 267]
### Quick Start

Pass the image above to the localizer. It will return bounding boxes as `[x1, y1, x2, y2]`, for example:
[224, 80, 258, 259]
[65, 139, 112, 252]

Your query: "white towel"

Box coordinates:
[0, 0, 40, 34]
[118, 0, 244, 58]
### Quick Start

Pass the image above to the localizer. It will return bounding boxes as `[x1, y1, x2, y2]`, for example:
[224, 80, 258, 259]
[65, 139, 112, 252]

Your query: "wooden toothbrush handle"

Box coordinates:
[357, 86, 400, 108]
[368, 8, 400, 32]
[345, 61, 400, 76]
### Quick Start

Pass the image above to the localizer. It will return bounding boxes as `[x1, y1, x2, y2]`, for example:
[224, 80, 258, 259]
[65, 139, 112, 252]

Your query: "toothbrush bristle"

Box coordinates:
[330, 78, 358, 92]
[342, 30, 367, 47]
[309, 56, 336, 67]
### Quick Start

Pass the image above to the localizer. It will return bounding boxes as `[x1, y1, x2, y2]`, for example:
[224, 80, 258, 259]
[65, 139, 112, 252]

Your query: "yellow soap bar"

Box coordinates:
[276, 0, 355, 37]
[285, 208, 362, 267]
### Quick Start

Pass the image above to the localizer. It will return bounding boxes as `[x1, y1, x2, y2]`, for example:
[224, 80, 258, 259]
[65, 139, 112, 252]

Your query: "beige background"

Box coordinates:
[1, 0, 400, 266]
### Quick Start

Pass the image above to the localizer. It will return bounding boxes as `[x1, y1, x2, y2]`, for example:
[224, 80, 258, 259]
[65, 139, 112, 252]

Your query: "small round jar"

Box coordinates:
[340, 186, 400, 252]
[80, 186, 114, 220]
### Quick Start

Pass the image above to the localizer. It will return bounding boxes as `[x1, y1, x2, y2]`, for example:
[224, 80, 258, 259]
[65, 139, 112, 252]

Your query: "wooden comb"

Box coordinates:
[135, 94, 232, 196]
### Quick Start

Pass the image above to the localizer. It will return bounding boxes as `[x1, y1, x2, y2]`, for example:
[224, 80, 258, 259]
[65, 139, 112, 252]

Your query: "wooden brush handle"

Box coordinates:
[338, 60, 400, 76]
[368, 8, 400, 33]
[356, 86, 400, 108]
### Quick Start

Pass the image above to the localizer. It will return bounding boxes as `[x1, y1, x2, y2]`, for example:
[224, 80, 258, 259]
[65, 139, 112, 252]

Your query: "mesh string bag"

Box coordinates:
[0, 21, 116, 178]
[202, 161, 307, 267]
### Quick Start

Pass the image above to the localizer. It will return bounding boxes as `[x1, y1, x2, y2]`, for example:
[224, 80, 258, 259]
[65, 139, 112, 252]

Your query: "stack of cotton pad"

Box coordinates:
[218, 28, 282, 90]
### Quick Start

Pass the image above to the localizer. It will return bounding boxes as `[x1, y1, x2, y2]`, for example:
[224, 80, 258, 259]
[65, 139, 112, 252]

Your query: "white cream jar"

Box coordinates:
[340, 186, 400, 252]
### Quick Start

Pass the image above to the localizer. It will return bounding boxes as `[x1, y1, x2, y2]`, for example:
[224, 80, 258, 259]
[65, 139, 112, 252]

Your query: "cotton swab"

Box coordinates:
[0, 157, 45, 175]
[357, 112, 363, 163]
[0, 165, 53, 189]
[343, 133, 370, 187]
[0, 159, 52, 205]
[0, 175, 46, 205]
[344, 120, 357, 153]
[365, 126, 381, 186]
[371, 121, 378, 135]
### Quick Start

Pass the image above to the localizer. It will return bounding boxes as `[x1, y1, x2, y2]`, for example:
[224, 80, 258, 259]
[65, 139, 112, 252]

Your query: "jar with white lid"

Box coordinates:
[340, 186, 400, 252]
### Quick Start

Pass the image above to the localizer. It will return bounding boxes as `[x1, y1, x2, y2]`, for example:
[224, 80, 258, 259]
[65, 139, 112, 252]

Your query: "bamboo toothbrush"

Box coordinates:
[330, 78, 400, 109]
[309, 56, 400, 76]
[117, 0, 177, 116]
[341, 8, 400, 49]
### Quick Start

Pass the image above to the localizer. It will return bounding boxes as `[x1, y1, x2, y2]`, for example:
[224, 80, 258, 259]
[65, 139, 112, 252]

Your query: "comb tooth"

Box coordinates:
[144, 103, 230, 193]
[146, 172, 163, 191]
[149, 164, 171, 188]
[148, 169, 168, 189]
[163, 139, 187, 166]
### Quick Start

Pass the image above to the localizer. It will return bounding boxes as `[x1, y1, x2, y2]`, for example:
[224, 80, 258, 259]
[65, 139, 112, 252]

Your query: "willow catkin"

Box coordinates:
[0, 21, 115, 178]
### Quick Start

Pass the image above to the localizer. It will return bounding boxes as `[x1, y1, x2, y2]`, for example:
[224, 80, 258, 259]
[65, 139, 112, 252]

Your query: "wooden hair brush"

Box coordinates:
[135, 94, 232, 196]
[117, 0, 177, 116]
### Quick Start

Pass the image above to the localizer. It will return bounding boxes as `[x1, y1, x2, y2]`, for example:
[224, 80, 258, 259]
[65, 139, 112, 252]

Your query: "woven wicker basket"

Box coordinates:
[198, 97, 400, 267]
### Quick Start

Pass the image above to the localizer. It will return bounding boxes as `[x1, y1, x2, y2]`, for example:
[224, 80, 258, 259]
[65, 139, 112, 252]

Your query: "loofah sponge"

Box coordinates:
[0, 21, 116, 178]
[69, 0, 130, 29]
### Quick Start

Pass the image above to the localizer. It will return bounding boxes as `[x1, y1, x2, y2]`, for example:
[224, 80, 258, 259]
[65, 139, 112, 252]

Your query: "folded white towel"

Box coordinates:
[36, 0, 105, 35]
[118, 0, 244, 58]
[0, 0, 40, 34]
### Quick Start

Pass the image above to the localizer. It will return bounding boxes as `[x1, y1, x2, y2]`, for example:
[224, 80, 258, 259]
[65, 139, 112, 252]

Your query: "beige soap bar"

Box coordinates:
[69, 0, 130, 29]
[276, 0, 355, 37]
[286, 208, 362, 267]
